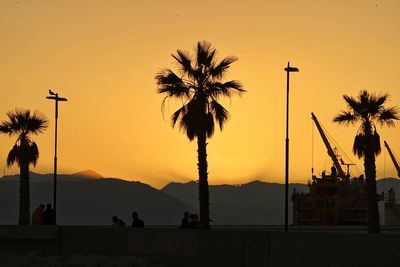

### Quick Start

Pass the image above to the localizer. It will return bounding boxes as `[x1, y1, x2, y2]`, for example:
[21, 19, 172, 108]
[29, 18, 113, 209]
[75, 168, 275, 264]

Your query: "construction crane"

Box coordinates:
[384, 140, 400, 178]
[311, 112, 346, 178]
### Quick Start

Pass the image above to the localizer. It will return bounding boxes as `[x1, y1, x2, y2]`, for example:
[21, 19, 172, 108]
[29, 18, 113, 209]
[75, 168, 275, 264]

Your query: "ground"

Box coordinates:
[0, 252, 164, 267]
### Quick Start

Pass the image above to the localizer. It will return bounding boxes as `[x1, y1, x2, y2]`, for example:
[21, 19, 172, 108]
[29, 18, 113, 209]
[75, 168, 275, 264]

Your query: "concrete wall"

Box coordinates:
[0, 226, 399, 267]
[385, 204, 400, 225]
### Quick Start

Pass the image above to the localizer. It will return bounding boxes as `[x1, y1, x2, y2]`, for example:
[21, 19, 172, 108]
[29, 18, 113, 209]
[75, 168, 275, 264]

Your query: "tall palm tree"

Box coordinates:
[333, 90, 398, 233]
[0, 109, 48, 225]
[155, 41, 245, 228]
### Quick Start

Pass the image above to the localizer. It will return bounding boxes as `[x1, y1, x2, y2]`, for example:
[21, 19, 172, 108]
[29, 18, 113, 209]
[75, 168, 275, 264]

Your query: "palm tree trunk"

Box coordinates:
[197, 129, 210, 228]
[364, 135, 380, 233]
[19, 160, 30, 225]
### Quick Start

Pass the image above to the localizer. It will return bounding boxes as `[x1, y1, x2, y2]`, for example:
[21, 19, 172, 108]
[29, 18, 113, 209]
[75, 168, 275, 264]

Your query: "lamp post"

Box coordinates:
[284, 62, 299, 232]
[46, 89, 67, 222]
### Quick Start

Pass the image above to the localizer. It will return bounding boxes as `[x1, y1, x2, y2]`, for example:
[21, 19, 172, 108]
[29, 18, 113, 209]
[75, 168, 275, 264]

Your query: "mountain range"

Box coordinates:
[0, 171, 399, 225]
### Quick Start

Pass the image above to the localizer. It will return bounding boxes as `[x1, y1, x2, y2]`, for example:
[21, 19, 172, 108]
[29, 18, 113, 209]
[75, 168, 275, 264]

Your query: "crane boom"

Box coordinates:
[384, 141, 400, 178]
[311, 112, 346, 177]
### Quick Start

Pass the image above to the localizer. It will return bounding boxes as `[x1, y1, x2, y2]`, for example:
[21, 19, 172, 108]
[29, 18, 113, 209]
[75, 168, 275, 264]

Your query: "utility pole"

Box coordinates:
[46, 89, 67, 222]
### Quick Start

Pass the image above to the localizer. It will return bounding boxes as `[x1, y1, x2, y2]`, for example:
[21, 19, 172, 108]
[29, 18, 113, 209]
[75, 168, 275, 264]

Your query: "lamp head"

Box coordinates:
[284, 66, 299, 72]
[284, 62, 299, 72]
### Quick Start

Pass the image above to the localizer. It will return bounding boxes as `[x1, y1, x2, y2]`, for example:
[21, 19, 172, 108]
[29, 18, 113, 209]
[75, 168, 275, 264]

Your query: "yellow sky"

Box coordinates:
[0, 0, 399, 188]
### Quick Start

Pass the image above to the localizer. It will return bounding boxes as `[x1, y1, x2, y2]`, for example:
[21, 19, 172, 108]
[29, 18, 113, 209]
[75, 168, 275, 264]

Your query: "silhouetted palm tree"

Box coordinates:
[333, 90, 398, 233]
[0, 109, 48, 225]
[156, 41, 245, 228]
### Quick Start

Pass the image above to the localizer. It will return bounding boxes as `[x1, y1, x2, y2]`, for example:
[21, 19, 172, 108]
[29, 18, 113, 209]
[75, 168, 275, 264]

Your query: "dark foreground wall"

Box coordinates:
[0, 226, 399, 267]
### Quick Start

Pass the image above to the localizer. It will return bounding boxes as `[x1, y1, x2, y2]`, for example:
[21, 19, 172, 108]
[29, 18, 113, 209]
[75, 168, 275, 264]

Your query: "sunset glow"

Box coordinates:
[1, 0, 399, 188]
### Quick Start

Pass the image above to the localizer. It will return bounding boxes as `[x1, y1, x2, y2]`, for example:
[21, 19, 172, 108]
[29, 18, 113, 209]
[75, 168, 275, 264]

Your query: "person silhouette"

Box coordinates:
[188, 213, 199, 228]
[112, 216, 119, 226]
[43, 203, 56, 225]
[118, 218, 126, 227]
[180, 211, 190, 229]
[32, 204, 45, 225]
[131, 211, 144, 228]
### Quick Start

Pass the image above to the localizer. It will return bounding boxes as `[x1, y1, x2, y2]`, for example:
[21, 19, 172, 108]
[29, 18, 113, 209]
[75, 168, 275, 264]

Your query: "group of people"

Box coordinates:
[180, 211, 200, 229]
[31, 207, 205, 228]
[112, 211, 144, 228]
[31, 203, 56, 225]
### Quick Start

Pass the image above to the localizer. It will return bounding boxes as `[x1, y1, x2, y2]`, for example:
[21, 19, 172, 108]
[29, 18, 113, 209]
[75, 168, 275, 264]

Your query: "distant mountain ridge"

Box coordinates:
[162, 178, 400, 225]
[72, 169, 104, 179]
[162, 180, 309, 224]
[0, 172, 398, 225]
[0, 170, 103, 182]
[0, 172, 193, 225]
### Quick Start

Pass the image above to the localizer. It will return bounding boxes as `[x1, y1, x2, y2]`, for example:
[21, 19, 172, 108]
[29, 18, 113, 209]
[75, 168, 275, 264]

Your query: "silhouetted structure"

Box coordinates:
[284, 62, 299, 232]
[384, 141, 400, 178]
[131, 211, 144, 228]
[156, 41, 245, 228]
[46, 89, 68, 224]
[333, 91, 399, 233]
[293, 112, 378, 226]
[293, 170, 369, 225]
[31, 204, 45, 225]
[0, 109, 48, 225]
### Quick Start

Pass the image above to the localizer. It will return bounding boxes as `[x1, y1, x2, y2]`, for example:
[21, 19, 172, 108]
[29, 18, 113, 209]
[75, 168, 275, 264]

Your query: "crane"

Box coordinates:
[311, 112, 346, 178]
[384, 140, 400, 178]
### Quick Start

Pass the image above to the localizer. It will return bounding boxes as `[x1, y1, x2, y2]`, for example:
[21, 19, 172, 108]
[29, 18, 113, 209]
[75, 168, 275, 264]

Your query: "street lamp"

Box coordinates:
[284, 62, 299, 232]
[46, 89, 67, 222]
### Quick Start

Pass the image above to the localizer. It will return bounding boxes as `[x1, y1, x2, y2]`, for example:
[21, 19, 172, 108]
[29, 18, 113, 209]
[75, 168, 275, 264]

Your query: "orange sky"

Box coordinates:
[0, 0, 399, 188]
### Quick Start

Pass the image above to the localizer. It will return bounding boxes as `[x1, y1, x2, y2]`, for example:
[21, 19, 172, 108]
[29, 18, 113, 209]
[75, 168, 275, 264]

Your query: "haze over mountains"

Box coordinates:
[0, 171, 399, 225]
[0, 171, 193, 225]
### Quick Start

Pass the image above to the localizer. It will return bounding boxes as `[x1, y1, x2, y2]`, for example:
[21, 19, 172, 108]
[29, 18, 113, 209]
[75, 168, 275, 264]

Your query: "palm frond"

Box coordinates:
[172, 50, 194, 77]
[179, 100, 202, 141]
[156, 69, 190, 98]
[26, 111, 48, 135]
[196, 41, 213, 68]
[27, 141, 39, 166]
[0, 109, 48, 136]
[205, 112, 215, 138]
[373, 131, 381, 156]
[333, 111, 357, 125]
[353, 134, 365, 159]
[156, 41, 244, 141]
[0, 122, 12, 135]
[365, 92, 388, 116]
[373, 93, 388, 110]
[211, 100, 229, 130]
[377, 107, 399, 127]
[210, 56, 238, 79]
[180, 110, 197, 141]
[171, 105, 187, 127]
[207, 80, 245, 99]
[343, 95, 361, 114]
[6, 144, 19, 167]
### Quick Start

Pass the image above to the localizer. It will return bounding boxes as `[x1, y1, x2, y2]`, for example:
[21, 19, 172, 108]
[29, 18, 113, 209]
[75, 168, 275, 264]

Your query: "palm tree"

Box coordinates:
[333, 90, 398, 233]
[155, 41, 245, 228]
[0, 109, 48, 225]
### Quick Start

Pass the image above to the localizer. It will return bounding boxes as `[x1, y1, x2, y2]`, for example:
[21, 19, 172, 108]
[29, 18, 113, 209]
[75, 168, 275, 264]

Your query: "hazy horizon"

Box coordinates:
[1, 169, 399, 190]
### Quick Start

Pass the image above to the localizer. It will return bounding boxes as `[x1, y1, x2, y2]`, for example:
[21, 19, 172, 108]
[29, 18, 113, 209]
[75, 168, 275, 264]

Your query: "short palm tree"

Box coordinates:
[333, 90, 398, 233]
[0, 109, 48, 225]
[155, 41, 245, 228]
